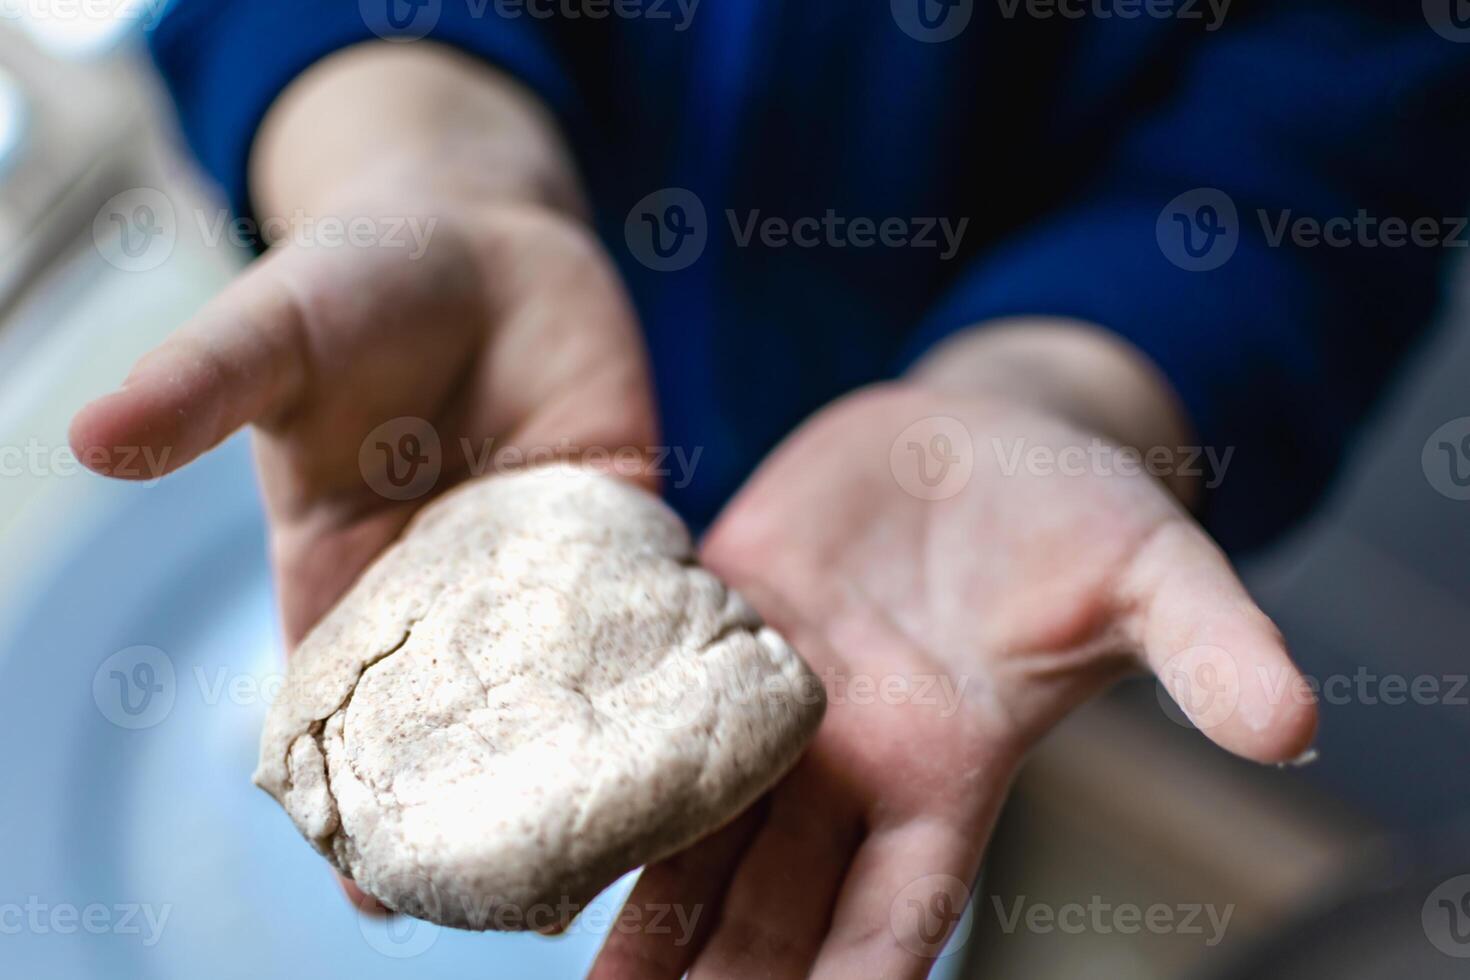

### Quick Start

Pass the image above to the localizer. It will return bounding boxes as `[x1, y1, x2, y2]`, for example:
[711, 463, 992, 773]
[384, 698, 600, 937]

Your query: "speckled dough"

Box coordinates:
[254, 465, 825, 930]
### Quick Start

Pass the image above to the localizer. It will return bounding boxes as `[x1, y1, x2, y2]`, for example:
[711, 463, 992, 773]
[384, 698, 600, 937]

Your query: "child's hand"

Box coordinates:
[592, 323, 1317, 979]
[72, 44, 654, 647]
[72, 197, 654, 645]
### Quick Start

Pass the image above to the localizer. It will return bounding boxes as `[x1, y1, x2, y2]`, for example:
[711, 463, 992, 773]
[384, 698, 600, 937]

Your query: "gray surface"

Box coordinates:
[0, 436, 636, 979]
[0, 431, 967, 978]
[1245, 263, 1470, 832]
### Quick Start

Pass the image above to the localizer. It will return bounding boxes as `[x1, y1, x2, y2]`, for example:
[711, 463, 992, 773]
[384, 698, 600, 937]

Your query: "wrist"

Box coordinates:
[906, 317, 1200, 505]
[249, 41, 586, 225]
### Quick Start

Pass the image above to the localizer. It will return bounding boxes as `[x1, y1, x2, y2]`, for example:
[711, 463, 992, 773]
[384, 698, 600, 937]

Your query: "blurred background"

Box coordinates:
[0, 7, 1467, 979]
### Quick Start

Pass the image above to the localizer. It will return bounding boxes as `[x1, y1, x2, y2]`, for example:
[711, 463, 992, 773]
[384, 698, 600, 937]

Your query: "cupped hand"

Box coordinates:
[72, 43, 659, 911]
[593, 365, 1316, 978]
[71, 193, 655, 643]
[70, 189, 656, 910]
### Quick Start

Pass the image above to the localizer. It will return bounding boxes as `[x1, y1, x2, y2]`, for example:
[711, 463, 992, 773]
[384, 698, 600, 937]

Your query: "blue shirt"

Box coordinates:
[148, 1, 1470, 551]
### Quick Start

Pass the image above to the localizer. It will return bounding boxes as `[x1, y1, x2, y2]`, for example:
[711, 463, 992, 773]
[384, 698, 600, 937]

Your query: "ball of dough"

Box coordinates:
[254, 464, 825, 930]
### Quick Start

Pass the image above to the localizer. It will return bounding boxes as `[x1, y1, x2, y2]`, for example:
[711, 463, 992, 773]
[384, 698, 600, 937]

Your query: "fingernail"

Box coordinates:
[1274, 747, 1319, 769]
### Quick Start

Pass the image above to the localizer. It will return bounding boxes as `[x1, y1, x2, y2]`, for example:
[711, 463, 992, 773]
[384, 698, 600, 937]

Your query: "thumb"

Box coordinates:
[69, 250, 307, 480]
[1119, 520, 1319, 764]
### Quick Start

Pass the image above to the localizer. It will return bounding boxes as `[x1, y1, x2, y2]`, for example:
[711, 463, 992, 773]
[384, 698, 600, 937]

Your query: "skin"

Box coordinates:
[71, 41, 1317, 976]
[71, 43, 657, 912]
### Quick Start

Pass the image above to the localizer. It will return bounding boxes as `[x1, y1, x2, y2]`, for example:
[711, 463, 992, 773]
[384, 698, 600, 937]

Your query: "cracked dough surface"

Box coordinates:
[255, 464, 825, 929]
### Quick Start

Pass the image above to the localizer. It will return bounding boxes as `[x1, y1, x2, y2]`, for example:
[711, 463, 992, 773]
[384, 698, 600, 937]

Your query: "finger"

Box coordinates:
[811, 818, 984, 980]
[340, 874, 390, 918]
[688, 767, 864, 979]
[1120, 520, 1318, 763]
[68, 251, 307, 480]
[589, 804, 767, 980]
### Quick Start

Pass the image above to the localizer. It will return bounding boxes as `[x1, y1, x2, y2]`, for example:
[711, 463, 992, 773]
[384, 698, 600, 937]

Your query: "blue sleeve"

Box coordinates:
[902, 6, 1470, 552]
[147, 0, 580, 222]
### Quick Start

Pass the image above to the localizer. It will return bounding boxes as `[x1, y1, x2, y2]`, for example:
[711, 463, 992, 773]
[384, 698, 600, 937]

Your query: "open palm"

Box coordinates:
[593, 383, 1317, 979]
